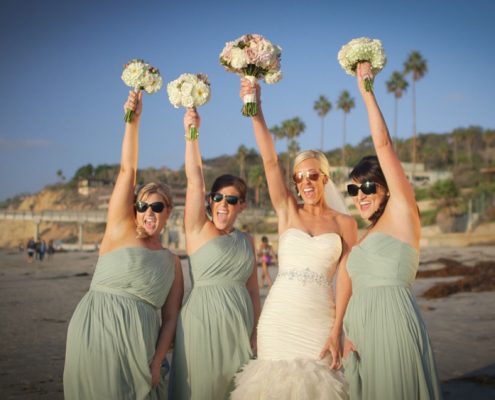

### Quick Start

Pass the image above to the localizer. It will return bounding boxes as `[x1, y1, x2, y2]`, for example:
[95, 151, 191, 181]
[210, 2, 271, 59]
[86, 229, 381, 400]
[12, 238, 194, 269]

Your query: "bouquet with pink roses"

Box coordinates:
[220, 34, 282, 116]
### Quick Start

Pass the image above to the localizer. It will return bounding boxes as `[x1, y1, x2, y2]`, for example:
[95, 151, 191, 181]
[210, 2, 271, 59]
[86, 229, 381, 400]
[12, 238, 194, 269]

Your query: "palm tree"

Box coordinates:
[56, 169, 65, 182]
[270, 124, 285, 149]
[236, 144, 248, 181]
[248, 164, 266, 207]
[336, 90, 355, 167]
[385, 71, 408, 149]
[281, 118, 306, 183]
[404, 51, 428, 179]
[313, 95, 332, 151]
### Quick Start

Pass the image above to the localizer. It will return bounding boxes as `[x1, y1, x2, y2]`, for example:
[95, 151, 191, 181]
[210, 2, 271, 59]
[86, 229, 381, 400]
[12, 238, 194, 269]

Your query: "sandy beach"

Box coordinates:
[0, 246, 494, 399]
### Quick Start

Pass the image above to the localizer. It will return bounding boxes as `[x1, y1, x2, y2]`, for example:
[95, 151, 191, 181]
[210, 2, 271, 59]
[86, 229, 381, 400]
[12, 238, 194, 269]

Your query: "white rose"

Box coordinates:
[230, 47, 248, 69]
[265, 70, 282, 84]
[192, 81, 211, 106]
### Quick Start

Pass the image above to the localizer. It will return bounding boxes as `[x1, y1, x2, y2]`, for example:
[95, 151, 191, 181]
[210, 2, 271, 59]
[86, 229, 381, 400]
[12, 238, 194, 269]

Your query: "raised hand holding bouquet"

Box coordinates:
[220, 33, 282, 116]
[167, 73, 211, 140]
[121, 59, 163, 122]
[337, 37, 386, 92]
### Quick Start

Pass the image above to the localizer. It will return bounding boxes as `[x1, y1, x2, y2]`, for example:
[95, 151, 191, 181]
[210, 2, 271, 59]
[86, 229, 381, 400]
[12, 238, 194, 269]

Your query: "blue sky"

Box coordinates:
[1, 0, 494, 201]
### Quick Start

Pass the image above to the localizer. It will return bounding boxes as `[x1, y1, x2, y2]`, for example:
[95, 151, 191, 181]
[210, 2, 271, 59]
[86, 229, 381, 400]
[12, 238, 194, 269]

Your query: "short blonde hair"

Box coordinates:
[136, 181, 173, 208]
[293, 150, 330, 177]
[135, 182, 173, 239]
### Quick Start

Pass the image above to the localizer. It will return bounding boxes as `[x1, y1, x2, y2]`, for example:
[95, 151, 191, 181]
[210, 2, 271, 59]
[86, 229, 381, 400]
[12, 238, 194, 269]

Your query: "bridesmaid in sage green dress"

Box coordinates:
[63, 92, 184, 399]
[340, 62, 442, 399]
[168, 108, 261, 400]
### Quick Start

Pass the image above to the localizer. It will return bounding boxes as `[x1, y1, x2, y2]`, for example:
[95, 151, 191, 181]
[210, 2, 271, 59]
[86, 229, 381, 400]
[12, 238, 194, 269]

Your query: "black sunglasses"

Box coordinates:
[135, 201, 166, 213]
[347, 181, 378, 197]
[293, 170, 323, 184]
[211, 192, 241, 205]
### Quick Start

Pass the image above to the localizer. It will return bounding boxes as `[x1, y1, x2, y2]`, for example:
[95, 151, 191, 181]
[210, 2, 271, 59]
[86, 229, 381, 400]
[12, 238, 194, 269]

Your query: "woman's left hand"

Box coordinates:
[319, 333, 342, 369]
[150, 360, 161, 388]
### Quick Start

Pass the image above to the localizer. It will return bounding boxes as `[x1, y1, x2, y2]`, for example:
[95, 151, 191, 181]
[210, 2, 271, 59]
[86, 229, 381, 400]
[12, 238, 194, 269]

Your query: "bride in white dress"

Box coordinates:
[231, 80, 357, 399]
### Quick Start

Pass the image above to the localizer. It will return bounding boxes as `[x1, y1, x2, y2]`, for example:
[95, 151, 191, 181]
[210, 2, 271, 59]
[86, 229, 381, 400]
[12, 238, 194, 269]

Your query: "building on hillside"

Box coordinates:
[78, 179, 113, 197]
[329, 162, 452, 188]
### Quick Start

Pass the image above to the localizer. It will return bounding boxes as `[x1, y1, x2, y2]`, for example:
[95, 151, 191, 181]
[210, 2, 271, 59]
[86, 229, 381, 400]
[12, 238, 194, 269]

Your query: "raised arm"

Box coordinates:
[183, 108, 209, 243]
[240, 79, 294, 225]
[357, 63, 417, 210]
[101, 91, 142, 250]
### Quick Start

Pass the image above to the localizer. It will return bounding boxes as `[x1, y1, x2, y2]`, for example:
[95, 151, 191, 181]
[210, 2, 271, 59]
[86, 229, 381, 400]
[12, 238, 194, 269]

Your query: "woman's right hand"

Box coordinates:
[240, 78, 261, 107]
[183, 107, 201, 133]
[123, 90, 142, 119]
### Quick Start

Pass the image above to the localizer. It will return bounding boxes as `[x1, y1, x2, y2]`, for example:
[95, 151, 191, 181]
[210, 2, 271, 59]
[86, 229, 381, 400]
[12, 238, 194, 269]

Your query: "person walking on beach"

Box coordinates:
[39, 239, 47, 261]
[341, 62, 442, 399]
[231, 79, 356, 399]
[168, 108, 260, 400]
[63, 91, 184, 399]
[26, 238, 35, 263]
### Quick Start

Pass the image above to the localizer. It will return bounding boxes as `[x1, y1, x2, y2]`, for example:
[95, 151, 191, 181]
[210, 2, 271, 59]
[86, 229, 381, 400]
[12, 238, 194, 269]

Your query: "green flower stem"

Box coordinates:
[242, 102, 257, 117]
[364, 77, 374, 93]
[188, 125, 199, 140]
[124, 109, 134, 122]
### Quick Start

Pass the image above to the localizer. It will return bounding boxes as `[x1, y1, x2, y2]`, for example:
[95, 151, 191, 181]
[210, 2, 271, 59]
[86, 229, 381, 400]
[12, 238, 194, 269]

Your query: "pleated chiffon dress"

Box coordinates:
[343, 232, 442, 400]
[168, 229, 255, 400]
[64, 247, 176, 400]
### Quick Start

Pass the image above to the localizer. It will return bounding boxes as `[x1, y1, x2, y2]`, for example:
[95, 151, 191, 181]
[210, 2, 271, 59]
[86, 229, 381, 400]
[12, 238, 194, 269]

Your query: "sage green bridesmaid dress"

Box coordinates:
[343, 232, 442, 400]
[169, 230, 255, 400]
[64, 247, 176, 400]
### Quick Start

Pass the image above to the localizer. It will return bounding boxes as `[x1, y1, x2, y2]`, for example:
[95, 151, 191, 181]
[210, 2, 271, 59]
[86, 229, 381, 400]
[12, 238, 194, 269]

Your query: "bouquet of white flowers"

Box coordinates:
[167, 73, 211, 140]
[219, 33, 282, 116]
[337, 37, 386, 92]
[121, 59, 163, 122]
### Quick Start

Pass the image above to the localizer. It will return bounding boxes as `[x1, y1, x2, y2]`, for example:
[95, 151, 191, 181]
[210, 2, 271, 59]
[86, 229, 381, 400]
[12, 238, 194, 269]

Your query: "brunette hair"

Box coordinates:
[349, 156, 389, 227]
[210, 174, 247, 202]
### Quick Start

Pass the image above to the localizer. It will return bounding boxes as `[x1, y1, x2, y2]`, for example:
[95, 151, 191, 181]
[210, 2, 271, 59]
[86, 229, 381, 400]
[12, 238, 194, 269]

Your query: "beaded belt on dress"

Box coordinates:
[277, 268, 331, 287]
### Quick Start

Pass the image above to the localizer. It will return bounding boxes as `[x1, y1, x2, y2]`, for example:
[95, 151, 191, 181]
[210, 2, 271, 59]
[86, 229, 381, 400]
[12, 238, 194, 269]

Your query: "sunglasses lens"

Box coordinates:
[135, 202, 148, 213]
[150, 202, 165, 213]
[293, 173, 303, 184]
[225, 196, 239, 205]
[212, 193, 223, 202]
[347, 185, 359, 196]
[361, 182, 377, 195]
[308, 172, 320, 181]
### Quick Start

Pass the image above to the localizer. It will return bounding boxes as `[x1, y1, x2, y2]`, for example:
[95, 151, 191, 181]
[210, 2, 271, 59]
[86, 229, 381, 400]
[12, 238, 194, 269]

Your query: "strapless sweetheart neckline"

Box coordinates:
[280, 227, 342, 240]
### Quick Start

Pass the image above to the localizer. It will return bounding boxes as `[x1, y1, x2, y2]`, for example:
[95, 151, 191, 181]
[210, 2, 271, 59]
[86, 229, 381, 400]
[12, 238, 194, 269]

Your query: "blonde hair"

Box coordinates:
[293, 150, 330, 177]
[135, 182, 173, 239]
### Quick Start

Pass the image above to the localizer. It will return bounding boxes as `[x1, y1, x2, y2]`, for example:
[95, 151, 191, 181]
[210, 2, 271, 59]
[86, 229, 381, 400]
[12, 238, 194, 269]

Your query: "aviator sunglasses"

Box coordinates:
[135, 201, 166, 213]
[292, 170, 324, 184]
[347, 181, 378, 197]
[211, 192, 241, 205]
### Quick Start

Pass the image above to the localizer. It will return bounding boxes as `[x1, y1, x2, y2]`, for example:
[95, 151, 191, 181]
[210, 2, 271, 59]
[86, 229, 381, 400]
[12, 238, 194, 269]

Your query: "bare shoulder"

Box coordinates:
[334, 212, 357, 230]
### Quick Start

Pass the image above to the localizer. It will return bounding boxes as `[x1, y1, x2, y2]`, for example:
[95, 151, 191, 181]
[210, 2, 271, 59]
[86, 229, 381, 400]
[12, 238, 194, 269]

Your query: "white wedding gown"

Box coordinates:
[231, 228, 348, 400]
